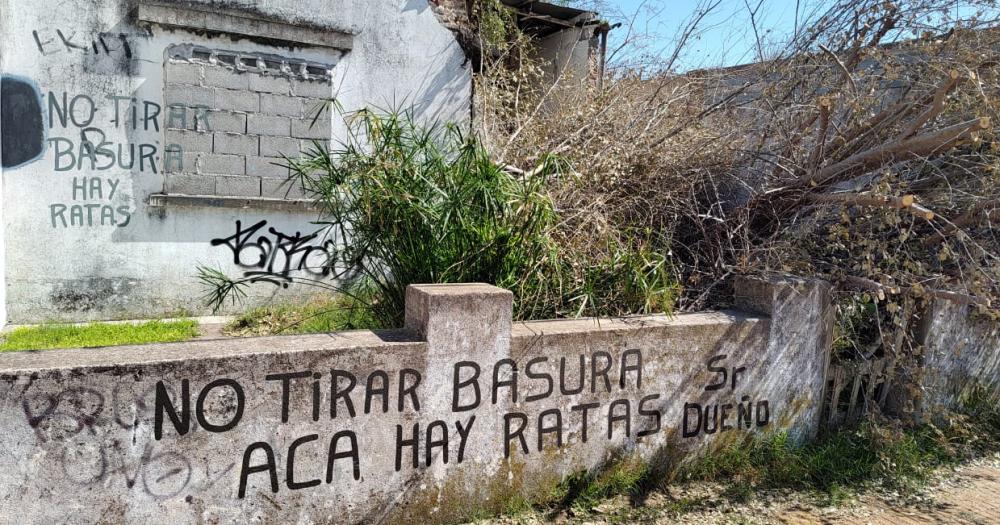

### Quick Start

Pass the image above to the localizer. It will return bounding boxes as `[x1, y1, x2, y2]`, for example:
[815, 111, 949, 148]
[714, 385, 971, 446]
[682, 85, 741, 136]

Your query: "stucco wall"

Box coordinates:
[536, 26, 597, 90]
[0, 276, 831, 523]
[0, 114, 5, 328]
[0, 0, 472, 324]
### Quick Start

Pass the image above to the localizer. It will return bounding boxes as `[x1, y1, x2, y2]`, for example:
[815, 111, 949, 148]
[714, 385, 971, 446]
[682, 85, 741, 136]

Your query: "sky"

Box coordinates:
[569, 0, 997, 72]
[601, 0, 803, 71]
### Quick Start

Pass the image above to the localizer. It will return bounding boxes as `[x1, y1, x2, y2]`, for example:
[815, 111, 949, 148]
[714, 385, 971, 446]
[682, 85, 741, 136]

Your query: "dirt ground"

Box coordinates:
[471, 454, 1000, 525]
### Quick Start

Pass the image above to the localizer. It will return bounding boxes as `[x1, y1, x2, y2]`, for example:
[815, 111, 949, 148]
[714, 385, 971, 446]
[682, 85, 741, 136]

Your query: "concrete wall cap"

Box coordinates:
[0, 329, 423, 376]
[406, 282, 512, 296]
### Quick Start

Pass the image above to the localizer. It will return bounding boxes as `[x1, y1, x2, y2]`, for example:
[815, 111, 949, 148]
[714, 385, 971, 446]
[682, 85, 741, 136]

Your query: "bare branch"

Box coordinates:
[800, 117, 991, 187]
[818, 44, 857, 93]
[839, 275, 991, 307]
[900, 69, 965, 138]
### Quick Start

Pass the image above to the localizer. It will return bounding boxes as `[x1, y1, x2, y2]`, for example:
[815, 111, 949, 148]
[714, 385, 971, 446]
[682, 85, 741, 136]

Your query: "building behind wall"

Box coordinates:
[433, 0, 611, 98]
[0, 0, 607, 327]
[502, 0, 612, 96]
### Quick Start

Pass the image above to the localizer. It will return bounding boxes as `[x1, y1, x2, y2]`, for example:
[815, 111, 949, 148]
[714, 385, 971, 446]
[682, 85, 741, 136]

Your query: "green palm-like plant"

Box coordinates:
[199, 107, 677, 328]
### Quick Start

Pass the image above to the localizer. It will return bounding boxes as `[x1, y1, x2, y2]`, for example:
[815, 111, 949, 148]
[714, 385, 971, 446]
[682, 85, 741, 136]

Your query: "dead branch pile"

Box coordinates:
[478, 0, 1000, 325]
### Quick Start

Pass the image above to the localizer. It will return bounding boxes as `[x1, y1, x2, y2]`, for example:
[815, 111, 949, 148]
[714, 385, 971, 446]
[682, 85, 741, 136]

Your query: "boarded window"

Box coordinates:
[161, 45, 333, 200]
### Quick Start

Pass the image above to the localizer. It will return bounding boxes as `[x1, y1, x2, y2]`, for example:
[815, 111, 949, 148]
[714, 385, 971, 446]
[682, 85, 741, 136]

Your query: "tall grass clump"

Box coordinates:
[200, 108, 678, 327]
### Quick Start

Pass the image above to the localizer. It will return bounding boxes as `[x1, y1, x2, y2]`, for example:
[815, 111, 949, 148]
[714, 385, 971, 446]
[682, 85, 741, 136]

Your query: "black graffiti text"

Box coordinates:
[394, 418, 475, 471]
[50, 176, 132, 228]
[154, 378, 246, 440]
[451, 349, 644, 413]
[682, 354, 770, 438]
[238, 431, 361, 498]
[211, 220, 338, 287]
[502, 395, 662, 458]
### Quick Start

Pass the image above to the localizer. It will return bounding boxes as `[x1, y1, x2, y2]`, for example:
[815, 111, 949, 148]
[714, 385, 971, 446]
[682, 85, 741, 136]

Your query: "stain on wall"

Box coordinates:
[49, 277, 139, 313]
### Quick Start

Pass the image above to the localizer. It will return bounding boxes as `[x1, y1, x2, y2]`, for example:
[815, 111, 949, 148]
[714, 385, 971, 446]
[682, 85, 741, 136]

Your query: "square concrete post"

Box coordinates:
[405, 283, 513, 352]
[401, 283, 514, 513]
[404, 282, 513, 414]
[734, 274, 834, 441]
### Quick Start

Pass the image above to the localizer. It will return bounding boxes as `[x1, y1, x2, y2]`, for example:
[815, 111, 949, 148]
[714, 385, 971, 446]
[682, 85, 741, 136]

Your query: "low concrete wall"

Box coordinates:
[0, 276, 832, 523]
[900, 299, 1000, 421]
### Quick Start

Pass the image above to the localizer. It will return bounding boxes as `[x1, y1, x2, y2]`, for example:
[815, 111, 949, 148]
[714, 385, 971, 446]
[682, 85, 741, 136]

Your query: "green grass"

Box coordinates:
[677, 424, 957, 499]
[0, 319, 200, 352]
[555, 456, 651, 513]
[225, 296, 375, 336]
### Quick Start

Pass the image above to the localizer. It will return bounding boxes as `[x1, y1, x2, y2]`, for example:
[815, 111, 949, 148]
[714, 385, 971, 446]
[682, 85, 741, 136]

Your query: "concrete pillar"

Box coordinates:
[733, 274, 834, 441]
[404, 282, 513, 415]
[890, 298, 1000, 424]
[401, 283, 513, 519]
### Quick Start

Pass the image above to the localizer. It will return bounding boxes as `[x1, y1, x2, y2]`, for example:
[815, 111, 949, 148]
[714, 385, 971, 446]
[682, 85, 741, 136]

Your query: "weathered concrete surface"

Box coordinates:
[0, 278, 831, 523]
[896, 299, 1000, 422]
[734, 275, 833, 443]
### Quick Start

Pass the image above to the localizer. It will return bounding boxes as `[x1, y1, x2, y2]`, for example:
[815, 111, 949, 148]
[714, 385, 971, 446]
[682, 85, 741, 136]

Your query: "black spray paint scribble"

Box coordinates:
[211, 220, 338, 287]
[19, 383, 234, 499]
[21, 386, 227, 499]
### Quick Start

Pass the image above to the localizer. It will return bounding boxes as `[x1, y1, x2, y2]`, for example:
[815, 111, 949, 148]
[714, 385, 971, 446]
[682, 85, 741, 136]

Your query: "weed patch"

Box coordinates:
[200, 110, 679, 327]
[225, 296, 375, 336]
[678, 412, 999, 503]
[555, 456, 651, 513]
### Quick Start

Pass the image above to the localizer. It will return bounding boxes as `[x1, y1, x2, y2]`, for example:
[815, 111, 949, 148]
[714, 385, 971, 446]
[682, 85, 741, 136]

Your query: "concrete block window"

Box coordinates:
[161, 45, 334, 200]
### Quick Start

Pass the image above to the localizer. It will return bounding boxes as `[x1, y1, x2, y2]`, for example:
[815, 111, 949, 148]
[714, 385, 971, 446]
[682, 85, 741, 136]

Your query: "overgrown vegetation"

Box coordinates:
[479, 0, 1000, 322]
[203, 1, 1000, 335]
[0, 319, 200, 351]
[680, 389, 1000, 500]
[201, 110, 678, 327]
[678, 426, 953, 500]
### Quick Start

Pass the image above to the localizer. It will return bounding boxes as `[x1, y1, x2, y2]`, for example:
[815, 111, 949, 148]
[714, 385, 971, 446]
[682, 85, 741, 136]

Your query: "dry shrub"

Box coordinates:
[478, 0, 1000, 322]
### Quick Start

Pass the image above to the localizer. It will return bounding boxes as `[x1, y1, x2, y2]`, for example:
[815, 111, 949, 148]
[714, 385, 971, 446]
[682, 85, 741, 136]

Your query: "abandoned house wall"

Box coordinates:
[0, 0, 472, 324]
[0, 104, 5, 328]
[0, 276, 832, 523]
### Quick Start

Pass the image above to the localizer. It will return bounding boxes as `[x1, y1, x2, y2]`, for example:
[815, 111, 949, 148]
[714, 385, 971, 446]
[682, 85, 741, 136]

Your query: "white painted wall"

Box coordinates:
[0, 67, 6, 328]
[0, 0, 471, 324]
